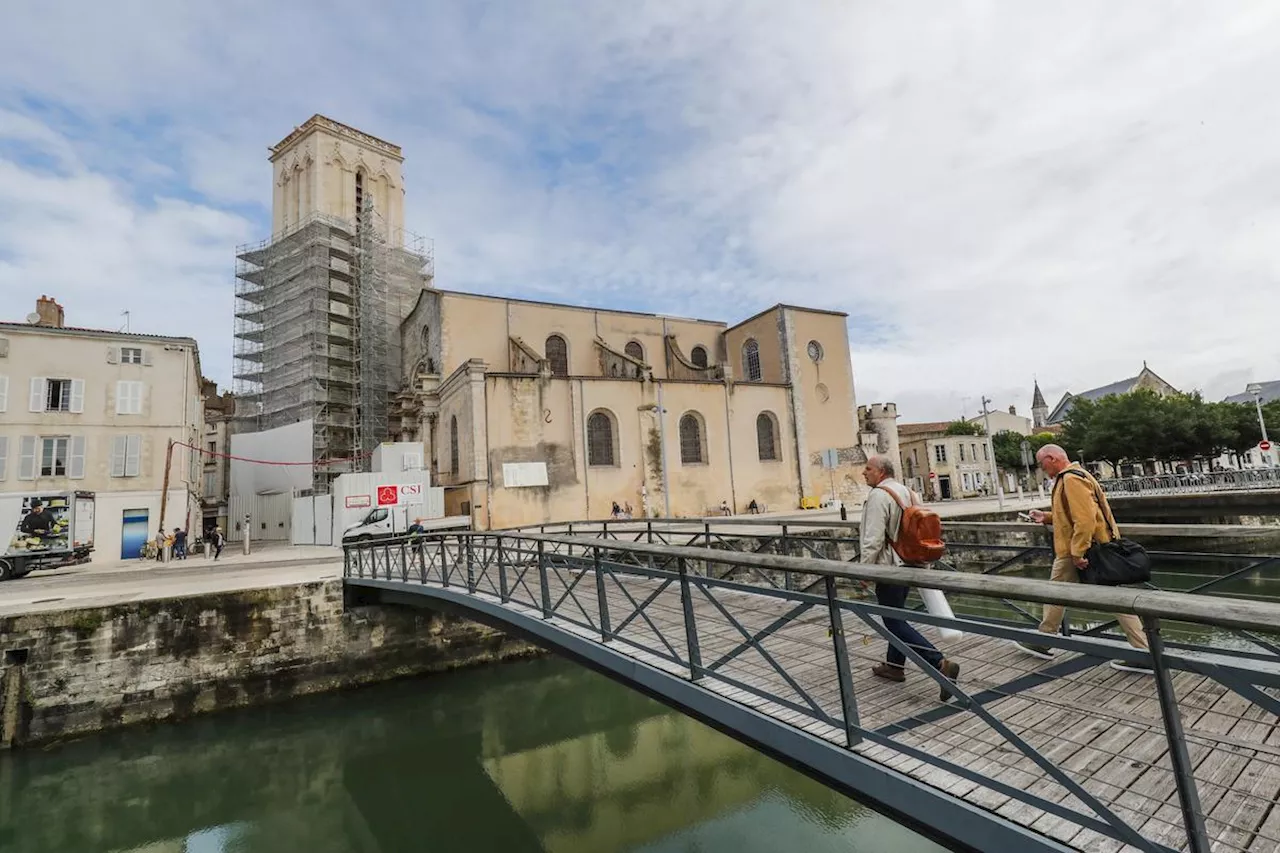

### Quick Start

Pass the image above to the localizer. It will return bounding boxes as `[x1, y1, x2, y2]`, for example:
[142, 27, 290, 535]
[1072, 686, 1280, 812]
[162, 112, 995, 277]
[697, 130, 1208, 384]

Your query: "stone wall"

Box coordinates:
[0, 580, 537, 748]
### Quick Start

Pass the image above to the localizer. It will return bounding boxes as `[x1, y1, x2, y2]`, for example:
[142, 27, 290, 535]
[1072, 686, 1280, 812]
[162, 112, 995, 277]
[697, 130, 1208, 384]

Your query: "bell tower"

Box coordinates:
[1031, 380, 1048, 430]
[269, 115, 406, 243]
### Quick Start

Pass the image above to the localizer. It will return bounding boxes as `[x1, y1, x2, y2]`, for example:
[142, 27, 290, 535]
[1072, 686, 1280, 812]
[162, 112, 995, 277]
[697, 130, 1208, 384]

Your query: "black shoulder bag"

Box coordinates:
[1057, 469, 1152, 586]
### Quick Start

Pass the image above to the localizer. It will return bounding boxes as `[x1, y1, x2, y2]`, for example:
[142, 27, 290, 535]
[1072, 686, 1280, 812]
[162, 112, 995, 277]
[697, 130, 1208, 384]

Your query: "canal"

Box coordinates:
[0, 656, 947, 853]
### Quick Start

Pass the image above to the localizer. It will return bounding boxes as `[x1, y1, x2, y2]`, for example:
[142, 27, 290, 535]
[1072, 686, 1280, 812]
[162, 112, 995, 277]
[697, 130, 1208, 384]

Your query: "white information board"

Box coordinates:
[502, 462, 549, 488]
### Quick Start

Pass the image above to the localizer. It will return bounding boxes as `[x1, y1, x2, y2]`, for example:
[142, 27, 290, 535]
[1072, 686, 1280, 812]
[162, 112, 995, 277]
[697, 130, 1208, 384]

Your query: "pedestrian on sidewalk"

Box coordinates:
[212, 527, 225, 561]
[861, 454, 960, 700]
[173, 527, 188, 560]
[1015, 444, 1152, 674]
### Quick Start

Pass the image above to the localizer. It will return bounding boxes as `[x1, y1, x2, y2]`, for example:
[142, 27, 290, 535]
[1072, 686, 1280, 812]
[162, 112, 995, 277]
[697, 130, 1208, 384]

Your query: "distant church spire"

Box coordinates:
[1032, 379, 1048, 429]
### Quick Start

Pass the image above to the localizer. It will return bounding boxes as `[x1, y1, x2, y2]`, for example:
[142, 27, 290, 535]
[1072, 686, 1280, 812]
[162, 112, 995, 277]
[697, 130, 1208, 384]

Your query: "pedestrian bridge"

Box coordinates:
[343, 521, 1280, 853]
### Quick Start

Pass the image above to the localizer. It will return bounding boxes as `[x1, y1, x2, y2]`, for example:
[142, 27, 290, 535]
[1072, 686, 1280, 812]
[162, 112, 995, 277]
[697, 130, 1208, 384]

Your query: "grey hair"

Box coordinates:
[1036, 443, 1068, 461]
[867, 454, 896, 478]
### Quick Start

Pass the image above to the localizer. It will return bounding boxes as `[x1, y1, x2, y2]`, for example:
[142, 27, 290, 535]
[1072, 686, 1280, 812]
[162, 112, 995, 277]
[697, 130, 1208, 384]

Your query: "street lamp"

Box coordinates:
[980, 396, 1005, 510]
[1246, 383, 1272, 468]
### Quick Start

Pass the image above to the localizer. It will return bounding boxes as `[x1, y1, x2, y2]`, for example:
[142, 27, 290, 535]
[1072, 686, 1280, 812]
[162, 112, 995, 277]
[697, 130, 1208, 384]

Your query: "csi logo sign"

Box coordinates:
[377, 484, 424, 506]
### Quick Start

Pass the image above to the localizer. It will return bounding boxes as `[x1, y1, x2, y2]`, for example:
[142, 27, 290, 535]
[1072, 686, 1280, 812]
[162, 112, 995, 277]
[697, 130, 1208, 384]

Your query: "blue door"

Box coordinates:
[121, 508, 149, 559]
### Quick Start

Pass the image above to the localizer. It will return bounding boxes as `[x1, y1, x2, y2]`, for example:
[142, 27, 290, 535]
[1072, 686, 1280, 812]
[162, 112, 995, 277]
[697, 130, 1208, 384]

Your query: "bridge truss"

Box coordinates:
[344, 524, 1280, 853]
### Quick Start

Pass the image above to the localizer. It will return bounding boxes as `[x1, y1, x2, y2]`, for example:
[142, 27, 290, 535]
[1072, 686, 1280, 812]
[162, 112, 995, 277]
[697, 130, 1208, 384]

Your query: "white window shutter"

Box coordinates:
[0, 375, 7, 412]
[116, 381, 128, 415]
[111, 435, 127, 477]
[138, 381, 147, 414]
[68, 436, 86, 479]
[0, 436, 8, 480]
[30, 377, 46, 412]
[107, 346, 118, 364]
[70, 379, 85, 413]
[125, 434, 141, 476]
[142, 349, 153, 366]
[18, 436, 36, 480]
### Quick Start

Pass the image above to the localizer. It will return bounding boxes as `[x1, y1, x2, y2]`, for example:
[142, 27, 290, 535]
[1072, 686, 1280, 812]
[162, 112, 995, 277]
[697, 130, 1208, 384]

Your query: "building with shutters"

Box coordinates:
[0, 297, 204, 562]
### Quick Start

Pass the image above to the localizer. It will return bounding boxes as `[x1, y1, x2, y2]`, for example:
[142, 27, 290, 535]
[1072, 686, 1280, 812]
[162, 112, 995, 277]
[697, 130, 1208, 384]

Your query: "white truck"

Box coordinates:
[0, 491, 95, 581]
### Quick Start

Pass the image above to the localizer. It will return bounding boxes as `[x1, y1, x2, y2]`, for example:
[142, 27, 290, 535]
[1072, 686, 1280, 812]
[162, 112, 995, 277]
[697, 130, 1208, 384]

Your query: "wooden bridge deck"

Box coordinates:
[509, 567, 1280, 853]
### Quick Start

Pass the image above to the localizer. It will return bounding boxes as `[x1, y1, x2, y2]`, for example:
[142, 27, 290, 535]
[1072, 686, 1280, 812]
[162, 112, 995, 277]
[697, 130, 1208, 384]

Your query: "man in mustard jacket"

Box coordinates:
[1016, 444, 1152, 673]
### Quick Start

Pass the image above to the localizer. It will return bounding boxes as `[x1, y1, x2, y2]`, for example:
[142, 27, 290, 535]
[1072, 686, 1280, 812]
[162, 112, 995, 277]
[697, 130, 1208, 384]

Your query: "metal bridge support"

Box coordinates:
[537, 540, 552, 619]
[678, 557, 703, 680]
[825, 575, 862, 747]
[1144, 615, 1210, 853]
[593, 548, 612, 641]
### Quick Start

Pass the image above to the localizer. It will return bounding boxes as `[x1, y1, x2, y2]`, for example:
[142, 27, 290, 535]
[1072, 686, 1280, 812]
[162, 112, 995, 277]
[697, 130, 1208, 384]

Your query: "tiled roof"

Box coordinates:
[1225, 380, 1280, 405]
[898, 421, 952, 437]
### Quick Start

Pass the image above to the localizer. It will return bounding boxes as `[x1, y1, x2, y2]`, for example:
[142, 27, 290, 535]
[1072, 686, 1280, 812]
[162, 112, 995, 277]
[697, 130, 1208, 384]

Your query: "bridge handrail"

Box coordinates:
[505, 517, 1276, 539]
[378, 530, 1280, 635]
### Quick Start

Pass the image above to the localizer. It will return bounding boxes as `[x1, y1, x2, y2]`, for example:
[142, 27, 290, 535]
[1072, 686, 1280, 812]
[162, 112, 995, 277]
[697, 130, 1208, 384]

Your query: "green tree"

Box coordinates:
[944, 420, 984, 436]
[992, 430, 1057, 472]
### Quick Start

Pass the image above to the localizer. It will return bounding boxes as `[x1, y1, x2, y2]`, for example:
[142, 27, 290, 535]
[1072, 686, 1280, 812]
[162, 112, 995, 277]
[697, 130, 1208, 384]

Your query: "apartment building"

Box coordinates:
[201, 379, 234, 534]
[898, 421, 994, 501]
[0, 297, 204, 561]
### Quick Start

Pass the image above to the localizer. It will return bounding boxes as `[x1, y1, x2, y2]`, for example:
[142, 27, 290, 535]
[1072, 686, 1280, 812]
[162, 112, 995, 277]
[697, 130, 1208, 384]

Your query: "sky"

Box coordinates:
[3, 1, 1279, 422]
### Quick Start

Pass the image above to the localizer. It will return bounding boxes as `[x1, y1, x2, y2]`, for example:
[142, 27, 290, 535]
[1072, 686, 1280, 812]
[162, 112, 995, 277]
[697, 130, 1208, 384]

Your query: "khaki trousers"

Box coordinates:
[1038, 557, 1149, 650]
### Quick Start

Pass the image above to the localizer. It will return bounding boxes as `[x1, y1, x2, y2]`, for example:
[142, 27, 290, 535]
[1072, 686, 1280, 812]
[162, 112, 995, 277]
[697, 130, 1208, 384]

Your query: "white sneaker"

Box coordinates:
[1110, 660, 1154, 675]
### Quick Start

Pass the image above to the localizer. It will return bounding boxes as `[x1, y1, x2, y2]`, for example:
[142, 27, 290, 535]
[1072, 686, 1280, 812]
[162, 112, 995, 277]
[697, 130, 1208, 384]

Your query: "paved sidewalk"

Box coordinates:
[0, 544, 342, 618]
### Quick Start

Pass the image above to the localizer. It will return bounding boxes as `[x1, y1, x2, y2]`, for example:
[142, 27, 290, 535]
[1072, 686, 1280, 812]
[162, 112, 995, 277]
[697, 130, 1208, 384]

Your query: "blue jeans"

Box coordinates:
[875, 582, 944, 670]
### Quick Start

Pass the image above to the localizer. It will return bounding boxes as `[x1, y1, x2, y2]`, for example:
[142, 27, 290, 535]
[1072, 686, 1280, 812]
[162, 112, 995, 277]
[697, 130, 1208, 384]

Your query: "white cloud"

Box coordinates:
[3, 2, 1280, 415]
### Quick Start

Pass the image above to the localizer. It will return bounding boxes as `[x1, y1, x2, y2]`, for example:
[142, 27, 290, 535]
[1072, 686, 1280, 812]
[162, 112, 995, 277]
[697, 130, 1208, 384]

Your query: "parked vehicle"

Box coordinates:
[341, 505, 409, 543]
[0, 491, 95, 581]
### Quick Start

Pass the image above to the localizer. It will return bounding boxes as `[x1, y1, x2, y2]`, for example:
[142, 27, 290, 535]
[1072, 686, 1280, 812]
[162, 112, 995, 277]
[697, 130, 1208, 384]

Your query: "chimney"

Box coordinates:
[1008, 405, 1017, 416]
[35, 295, 65, 329]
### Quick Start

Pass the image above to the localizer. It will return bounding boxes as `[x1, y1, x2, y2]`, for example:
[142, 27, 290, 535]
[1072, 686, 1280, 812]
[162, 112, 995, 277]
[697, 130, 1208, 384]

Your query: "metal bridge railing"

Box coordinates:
[345, 529, 1280, 853]
[1096, 468, 1280, 495]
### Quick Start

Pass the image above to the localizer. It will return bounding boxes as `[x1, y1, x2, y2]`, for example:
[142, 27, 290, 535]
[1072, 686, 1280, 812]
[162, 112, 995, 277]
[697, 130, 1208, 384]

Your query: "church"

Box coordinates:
[234, 116, 872, 529]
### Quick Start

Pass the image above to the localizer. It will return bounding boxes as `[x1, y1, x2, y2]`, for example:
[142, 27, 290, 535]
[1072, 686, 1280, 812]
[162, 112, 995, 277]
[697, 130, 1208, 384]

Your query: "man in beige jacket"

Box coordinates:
[1016, 444, 1152, 673]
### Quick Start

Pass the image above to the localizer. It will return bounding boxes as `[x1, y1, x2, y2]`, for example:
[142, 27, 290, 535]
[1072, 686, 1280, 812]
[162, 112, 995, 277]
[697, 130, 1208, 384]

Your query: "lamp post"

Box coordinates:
[980, 396, 1005, 510]
[1246, 383, 1272, 468]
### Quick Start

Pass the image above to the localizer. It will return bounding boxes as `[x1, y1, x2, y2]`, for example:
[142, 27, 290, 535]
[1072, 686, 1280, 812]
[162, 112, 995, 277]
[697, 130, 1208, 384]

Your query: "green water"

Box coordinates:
[0, 657, 946, 853]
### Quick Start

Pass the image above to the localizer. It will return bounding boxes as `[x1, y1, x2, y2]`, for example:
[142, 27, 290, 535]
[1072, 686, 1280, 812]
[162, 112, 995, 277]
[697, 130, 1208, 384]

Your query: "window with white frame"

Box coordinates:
[116, 380, 144, 415]
[120, 346, 143, 364]
[111, 434, 142, 477]
[41, 437, 69, 477]
[933, 444, 947, 463]
[983, 443, 989, 461]
[29, 377, 84, 413]
[204, 471, 217, 497]
[0, 436, 8, 480]
[962, 472, 973, 491]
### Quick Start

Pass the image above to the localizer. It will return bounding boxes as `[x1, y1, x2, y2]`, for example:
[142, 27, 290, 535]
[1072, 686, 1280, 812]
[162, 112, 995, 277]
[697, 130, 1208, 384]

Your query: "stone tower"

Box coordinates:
[857, 402, 901, 467]
[1032, 380, 1048, 430]
[269, 114, 406, 243]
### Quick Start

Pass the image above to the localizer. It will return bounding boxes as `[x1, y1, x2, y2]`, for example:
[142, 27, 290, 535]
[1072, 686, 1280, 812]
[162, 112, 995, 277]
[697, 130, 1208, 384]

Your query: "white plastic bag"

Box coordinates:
[920, 587, 963, 640]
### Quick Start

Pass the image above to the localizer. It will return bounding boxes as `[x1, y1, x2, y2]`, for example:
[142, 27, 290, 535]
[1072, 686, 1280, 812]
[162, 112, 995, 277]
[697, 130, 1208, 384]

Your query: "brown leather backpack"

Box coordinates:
[877, 484, 946, 564]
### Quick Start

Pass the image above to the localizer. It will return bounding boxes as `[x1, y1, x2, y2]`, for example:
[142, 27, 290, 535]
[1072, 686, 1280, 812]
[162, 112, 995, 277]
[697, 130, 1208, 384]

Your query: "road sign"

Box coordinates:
[929, 472, 937, 480]
[376, 485, 399, 506]
[820, 448, 839, 469]
[1262, 440, 1272, 451]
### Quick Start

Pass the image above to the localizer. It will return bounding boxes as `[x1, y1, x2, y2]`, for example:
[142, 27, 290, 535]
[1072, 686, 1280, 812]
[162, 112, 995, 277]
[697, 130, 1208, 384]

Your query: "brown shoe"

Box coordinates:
[872, 663, 905, 683]
[938, 659, 961, 702]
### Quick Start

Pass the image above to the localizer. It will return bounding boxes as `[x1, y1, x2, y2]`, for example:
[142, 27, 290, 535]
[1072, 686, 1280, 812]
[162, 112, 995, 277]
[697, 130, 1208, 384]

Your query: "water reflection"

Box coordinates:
[0, 658, 943, 853]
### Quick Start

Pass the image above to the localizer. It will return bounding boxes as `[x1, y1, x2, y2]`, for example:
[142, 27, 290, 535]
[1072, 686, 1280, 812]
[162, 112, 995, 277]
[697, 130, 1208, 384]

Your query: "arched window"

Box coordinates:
[690, 345, 708, 368]
[756, 412, 779, 461]
[449, 415, 460, 474]
[545, 334, 568, 377]
[679, 412, 706, 464]
[742, 339, 762, 382]
[587, 410, 617, 466]
[624, 341, 644, 362]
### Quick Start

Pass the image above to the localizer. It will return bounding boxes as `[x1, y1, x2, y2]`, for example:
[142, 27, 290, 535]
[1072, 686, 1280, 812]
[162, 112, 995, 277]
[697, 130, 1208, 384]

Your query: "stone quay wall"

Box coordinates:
[0, 580, 538, 748]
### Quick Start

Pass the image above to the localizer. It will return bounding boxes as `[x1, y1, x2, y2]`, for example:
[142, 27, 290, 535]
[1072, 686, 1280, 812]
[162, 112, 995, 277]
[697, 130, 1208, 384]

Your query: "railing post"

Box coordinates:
[416, 540, 426, 584]
[678, 556, 703, 680]
[593, 546, 611, 641]
[399, 540, 408, 582]
[343, 546, 351, 578]
[704, 521, 712, 549]
[439, 537, 448, 587]
[1143, 615, 1210, 853]
[465, 537, 476, 593]
[538, 539, 553, 619]
[825, 575, 861, 747]
[383, 542, 392, 581]
[781, 524, 794, 591]
[497, 535, 509, 603]
[840, 503, 847, 521]
[647, 519, 654, 544]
